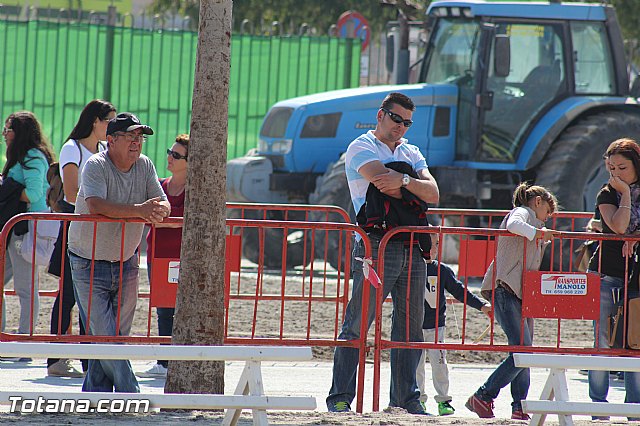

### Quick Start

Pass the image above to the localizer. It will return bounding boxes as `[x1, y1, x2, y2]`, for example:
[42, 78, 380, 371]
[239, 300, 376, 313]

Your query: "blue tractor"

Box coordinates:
[227, 0, 640, 267]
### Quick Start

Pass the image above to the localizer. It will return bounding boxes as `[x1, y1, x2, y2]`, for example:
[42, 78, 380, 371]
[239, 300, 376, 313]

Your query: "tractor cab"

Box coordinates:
[421, 2, 621, 166]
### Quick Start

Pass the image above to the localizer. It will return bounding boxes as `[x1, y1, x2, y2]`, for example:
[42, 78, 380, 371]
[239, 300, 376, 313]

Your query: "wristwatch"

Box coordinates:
[401, 174, 410, 187]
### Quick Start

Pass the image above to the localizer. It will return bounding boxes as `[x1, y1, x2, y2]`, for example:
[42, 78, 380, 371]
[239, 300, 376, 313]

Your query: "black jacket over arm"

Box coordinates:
[0, 177, 28, 237]
[356, 161, 431, 257]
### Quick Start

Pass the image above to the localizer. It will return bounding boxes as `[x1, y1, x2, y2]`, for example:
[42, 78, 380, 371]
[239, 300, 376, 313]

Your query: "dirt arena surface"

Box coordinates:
[2, 260, 594, 364]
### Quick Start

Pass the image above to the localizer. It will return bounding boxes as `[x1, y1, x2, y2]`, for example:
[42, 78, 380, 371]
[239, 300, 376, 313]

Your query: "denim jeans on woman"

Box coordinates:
[477, 286, 533, 410]
[326, 235, 425, 410]
[589, 274, 640, 404]
[69, 251, 140, 393]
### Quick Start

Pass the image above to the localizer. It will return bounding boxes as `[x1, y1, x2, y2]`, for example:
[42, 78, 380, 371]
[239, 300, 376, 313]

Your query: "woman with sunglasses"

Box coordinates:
[1, 111, 55, 341]
[46, 99, 116, 377]
[138, 133, 188, 378]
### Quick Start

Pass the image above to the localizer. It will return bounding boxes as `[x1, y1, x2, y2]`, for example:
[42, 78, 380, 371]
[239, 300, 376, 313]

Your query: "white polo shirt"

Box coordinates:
[345, 130, 428, 215]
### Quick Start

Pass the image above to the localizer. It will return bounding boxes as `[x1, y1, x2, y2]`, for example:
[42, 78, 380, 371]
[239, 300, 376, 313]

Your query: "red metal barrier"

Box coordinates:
[226, 202, 351, 223]
[226, 202, 352, 272]
[0, 211, 375, 412]
[371, 225, 640, 411]
[0, 212, 170, 342]
[428, 209, 594, 278]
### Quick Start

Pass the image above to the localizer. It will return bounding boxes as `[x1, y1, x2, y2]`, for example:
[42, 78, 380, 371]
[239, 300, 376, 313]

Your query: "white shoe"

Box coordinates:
[47, 359, 84, 378]
[136, 363, 167, 378]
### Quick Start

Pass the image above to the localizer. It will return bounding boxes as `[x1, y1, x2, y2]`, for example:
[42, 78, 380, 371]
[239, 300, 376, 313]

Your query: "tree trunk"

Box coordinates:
[165, 0, 231, 395]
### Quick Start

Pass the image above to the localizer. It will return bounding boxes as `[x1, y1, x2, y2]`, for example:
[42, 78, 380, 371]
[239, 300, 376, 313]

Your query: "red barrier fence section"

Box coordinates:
[427, 209, 594, 278]
[223, 218, 362, 345]
[0, 212, 370, 342]
[226, 202, 352, 272]
[427, 208, 593, 230]
[149, 234, 242, 308]
[458, 238, 496, 278]
[226, 202, 351, 223]
[0, 212, 166, 342]
[371, 225, 640, 411]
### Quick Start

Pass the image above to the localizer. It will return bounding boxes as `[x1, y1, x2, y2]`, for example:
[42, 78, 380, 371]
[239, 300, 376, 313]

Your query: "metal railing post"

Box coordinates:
[103, 5, 117, 100]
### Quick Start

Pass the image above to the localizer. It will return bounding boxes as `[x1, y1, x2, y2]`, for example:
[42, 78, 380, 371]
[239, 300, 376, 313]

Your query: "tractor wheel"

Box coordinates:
[536, 111, 640, 213]
[535, 111, 640, 269]
[308, 154, 355, 271]
[232, 209, 309, 269]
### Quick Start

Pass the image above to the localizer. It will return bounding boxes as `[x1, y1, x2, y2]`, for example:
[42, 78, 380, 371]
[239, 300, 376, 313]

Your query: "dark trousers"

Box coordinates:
[156, 307, 175, 368]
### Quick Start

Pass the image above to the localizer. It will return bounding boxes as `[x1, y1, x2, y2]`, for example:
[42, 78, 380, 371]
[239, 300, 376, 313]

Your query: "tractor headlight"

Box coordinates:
[271, 139, 293, 154]
[258, 138, 268, 152]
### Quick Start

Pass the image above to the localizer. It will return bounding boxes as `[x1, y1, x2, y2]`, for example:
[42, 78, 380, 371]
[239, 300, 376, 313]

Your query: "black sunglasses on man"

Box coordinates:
[381, 107, 413, 128]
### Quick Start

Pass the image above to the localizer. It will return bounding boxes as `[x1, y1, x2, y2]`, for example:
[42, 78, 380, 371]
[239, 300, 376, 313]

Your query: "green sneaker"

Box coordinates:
[328, 401, 351, 413]
[438, 400, 455, 416]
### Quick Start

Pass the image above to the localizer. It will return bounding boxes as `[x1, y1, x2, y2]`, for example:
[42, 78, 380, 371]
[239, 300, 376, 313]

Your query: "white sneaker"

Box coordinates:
[136, 363, 167, 378]
[47, 359, 84, 378]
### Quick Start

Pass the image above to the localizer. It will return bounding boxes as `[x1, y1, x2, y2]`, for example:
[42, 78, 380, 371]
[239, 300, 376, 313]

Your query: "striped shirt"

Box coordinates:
[345, 130, 428, 215]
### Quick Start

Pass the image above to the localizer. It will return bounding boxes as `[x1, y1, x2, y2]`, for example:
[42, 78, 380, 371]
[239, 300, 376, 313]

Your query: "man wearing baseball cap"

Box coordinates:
[68, 112, 171, 393]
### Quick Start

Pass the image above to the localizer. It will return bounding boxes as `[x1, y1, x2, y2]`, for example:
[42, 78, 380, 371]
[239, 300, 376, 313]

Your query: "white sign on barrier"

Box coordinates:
[168, 261, 180, 284]
[540, 274, 587, 295]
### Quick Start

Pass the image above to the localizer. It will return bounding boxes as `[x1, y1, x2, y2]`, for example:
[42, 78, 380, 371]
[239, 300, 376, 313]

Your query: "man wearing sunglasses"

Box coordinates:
[327, 92, 439, 415]
[68, 112, 170, 393]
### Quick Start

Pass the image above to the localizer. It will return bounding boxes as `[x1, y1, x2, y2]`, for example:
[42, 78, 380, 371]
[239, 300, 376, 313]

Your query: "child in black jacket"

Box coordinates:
[417, 234, 492, 416]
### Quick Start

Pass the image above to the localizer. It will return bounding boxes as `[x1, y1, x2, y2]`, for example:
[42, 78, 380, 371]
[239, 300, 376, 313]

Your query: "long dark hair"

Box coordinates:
[2, 111, 55, 176]
[67, 99, 116, 141]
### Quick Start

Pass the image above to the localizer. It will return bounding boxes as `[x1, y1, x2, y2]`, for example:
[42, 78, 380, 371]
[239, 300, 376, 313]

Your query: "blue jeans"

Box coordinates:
[69, 251, 140, 393]
[327, 236, 425, 409]
[147, 264, 174, 368]
[478, 286, 533, 410]
[589, 274, 640, 403]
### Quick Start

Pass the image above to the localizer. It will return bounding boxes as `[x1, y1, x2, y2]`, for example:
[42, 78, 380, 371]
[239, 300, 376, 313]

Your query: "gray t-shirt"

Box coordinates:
[68, 151, 166, 261]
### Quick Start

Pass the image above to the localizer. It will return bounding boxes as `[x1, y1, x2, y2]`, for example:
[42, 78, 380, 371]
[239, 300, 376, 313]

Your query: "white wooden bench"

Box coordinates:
[514, 353, 640, 426]
[0, 342, 316, 425]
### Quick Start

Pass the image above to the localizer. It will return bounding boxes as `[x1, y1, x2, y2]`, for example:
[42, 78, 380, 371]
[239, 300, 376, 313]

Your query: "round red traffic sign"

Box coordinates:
[336, 10, 371, 51]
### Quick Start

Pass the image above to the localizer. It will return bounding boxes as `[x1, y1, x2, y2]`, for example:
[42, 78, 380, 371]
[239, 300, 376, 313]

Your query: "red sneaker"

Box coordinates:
[465, 394, 495, 418]
[511, 409, 531, 420]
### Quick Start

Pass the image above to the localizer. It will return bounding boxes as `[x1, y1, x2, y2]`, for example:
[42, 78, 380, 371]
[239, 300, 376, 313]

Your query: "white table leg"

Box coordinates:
[222, 361, 268, 426]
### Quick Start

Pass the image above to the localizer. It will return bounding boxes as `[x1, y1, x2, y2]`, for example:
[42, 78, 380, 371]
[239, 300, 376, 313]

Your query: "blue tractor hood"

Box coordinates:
[259, 83, 458, 174]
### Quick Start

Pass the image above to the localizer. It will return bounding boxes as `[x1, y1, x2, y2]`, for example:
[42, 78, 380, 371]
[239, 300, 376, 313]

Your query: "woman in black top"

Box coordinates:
[587, 138, 640, 418]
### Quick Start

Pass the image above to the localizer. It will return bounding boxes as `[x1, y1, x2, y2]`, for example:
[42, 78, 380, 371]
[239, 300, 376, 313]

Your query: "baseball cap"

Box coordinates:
[106, 112, 154, 136]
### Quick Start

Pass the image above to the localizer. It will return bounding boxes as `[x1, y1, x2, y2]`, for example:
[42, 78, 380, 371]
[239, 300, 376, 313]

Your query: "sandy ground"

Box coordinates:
[0, 410, 621, 425]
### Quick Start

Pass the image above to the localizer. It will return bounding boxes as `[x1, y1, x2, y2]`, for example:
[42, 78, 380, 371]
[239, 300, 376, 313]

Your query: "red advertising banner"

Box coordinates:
[522, 271, 600, 320]
[150, 235, 241, 308]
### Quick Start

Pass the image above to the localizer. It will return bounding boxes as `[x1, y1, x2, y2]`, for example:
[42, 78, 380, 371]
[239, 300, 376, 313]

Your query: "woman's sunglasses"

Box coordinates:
[381, 108, 413, 128]
[167, 149, 188, 160]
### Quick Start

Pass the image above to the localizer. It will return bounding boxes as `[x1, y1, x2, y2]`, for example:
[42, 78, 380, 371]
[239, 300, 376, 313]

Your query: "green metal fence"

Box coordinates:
[0, 18, 361, 168]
